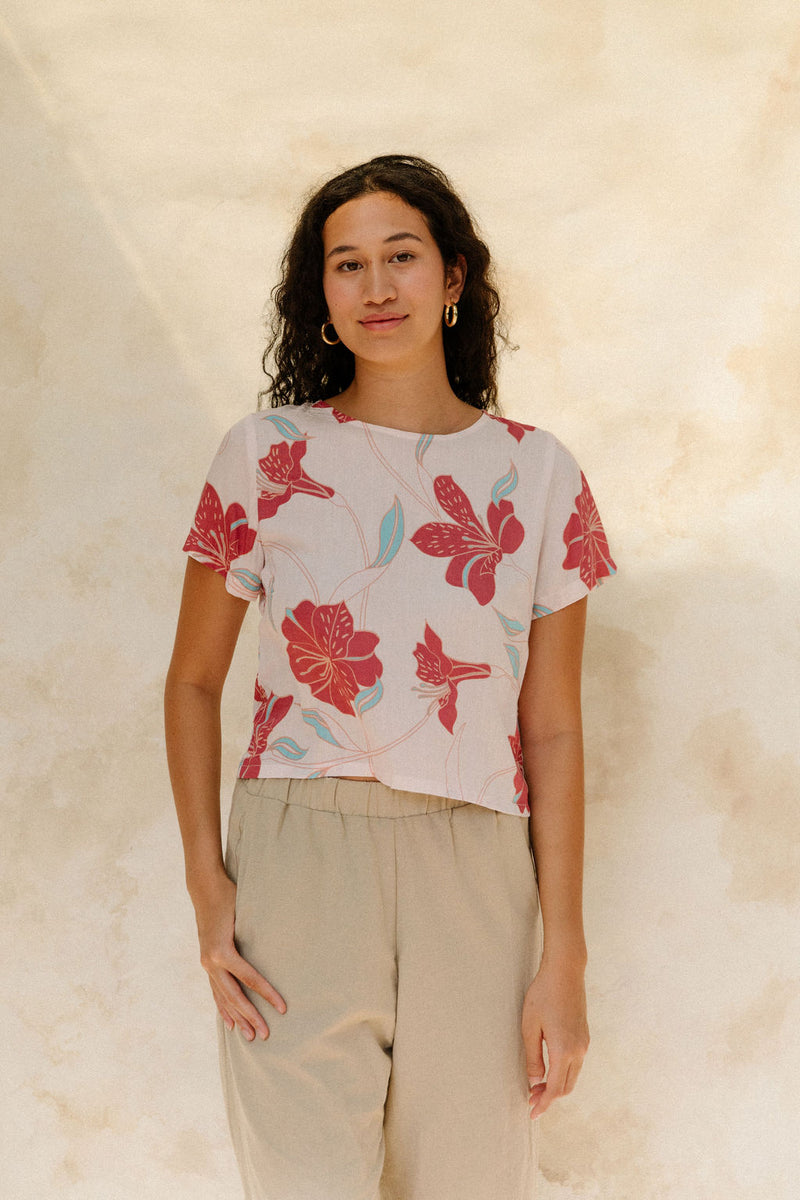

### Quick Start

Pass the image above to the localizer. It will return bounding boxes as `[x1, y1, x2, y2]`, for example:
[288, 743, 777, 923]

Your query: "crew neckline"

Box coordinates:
[310, 399, 488, 440]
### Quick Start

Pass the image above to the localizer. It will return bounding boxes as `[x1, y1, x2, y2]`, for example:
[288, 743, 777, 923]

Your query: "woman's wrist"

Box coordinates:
[539, 939, 588, 974]
[186, 860, 230, 907]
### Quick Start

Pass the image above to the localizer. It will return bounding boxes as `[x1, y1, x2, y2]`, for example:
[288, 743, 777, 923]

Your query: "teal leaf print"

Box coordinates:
[354, 678, 383, 715]
[269, 737, 308, 760]
[230, 567, 262, 594]
[494, 609, 525, 638]
[532, 603, 553, 619]
[301, 709, 343, 747]
[263, 413, 305, 441]
[490, 462, 518, 505]
[370, 498, 404, 568]
[415, 434, 433, 463]
[504, 643, 520, 678]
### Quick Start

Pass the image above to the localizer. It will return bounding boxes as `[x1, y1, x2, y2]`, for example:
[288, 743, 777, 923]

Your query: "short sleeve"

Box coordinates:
[182, 415, 264, 602]
[532, 438, 617, 618]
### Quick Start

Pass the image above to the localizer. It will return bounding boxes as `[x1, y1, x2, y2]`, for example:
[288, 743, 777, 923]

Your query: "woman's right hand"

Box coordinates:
[192, 870, 287, 1041]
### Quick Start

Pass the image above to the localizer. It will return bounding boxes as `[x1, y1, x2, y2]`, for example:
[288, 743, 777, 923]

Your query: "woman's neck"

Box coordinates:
[330, 362, 479, 435]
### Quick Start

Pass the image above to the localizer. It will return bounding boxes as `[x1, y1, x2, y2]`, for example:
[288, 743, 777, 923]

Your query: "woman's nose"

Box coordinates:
[361, 264, 396, 303]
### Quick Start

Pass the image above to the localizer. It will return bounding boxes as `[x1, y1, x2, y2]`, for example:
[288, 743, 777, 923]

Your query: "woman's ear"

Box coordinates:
[447, 253, 467, 301]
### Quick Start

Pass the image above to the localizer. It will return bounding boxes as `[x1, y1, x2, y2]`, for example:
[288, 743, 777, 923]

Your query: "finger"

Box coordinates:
[526, 1061, 546, 1092]
[524, 1023, 546, 1094]
[531, 1068, 567, 1114]
[205, 947, 286, 1037]
[222, 978, 269, 1041]
[562, 1056, 583, 1096]
[233, 952, 287, 1014]
[529, 1055, 570, 1119]
[209, 978, 250, 1037]
[208, 979, 239, 1036]
[530, 1047, 588, 1119]
[529, 1084, 550, 1118]
[528, 1081, 546, 1113]
[211, 976, 263, 1041]
[213, 993, 236, 1032]
[202, 938, 287, 1014]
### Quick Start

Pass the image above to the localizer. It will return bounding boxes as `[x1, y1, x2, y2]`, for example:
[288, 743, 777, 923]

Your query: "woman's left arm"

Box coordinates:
[518, 595, 591, 1120]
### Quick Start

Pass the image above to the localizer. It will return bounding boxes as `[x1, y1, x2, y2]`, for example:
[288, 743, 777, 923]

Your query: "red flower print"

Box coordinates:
[489, 414, 536, 443]
[412, 624, 491, 734]
[562, 473, 617, 588]
[257, 439, 335, 519]
[240, 683, 293, 776]
[312, 399, 355, 423]
[282, 600, 382, 716]
[183, 482, 257, 575]
[508, 726, 530, 815]
[411, 476, 525, 606]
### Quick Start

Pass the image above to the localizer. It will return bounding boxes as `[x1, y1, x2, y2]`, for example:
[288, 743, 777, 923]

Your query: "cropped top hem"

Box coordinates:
[235, 764, 531, 816]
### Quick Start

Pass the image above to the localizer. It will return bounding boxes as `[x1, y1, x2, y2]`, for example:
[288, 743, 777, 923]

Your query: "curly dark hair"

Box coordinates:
[259, 153, 513, 412]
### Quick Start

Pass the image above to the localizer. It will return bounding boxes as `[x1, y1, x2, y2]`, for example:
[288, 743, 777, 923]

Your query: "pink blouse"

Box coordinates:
[182, 400, 616, 816]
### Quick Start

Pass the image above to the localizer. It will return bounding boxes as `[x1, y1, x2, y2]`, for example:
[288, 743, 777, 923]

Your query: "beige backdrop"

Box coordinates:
[3, 2, 799, 1197]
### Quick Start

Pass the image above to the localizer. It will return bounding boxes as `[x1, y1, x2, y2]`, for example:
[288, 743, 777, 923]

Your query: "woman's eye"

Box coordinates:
[336, 252, 414, 272]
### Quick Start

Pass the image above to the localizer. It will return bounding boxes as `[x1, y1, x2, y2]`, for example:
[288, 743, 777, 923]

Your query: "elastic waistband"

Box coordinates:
[238, 776, 471, 819]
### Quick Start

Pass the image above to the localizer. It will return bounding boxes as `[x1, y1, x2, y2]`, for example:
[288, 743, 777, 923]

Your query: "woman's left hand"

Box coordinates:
[521, 960, 590, 1119]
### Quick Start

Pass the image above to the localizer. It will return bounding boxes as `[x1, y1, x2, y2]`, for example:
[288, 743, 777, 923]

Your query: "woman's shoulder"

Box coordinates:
[233, 400, 323, 439]
[482, 410, 565, 465]
[485, 409, 591, 462]
[483, 410, 540, 443]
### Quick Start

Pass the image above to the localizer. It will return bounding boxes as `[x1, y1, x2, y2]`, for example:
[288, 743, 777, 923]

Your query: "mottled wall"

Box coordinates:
[3, 2, 799, 1197]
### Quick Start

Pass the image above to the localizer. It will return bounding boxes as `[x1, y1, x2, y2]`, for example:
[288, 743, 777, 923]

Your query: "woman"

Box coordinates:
[164, 153, 616, 1200]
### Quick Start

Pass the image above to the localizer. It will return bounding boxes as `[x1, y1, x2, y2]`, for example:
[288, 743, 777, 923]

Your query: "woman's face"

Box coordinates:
[321, 190, 464, 367]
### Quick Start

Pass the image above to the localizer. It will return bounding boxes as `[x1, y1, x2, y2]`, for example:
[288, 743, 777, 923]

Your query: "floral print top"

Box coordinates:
[182, 400, 616, 816]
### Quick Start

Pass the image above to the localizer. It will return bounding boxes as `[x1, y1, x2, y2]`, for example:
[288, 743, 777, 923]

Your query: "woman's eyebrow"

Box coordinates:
[326, 232, 424, 259]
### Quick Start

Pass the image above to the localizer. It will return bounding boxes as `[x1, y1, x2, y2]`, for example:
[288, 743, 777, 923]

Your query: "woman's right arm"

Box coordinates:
[164, 556, 286, 1040]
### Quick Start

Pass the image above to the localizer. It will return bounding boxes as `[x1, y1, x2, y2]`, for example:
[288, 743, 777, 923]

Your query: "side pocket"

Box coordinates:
[224, 779, 251, 885]
[526, 816, 539, 886]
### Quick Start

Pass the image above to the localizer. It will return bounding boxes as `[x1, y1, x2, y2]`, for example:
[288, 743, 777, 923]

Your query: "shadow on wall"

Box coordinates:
[551, 565, 800, 1199]
[581, 573, 798, 908]
[2, 30, 234, 823]
[3, 38, 255, 1200]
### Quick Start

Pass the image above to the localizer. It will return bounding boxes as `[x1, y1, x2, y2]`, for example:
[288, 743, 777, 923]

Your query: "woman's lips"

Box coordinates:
[360, 316, 407, 331]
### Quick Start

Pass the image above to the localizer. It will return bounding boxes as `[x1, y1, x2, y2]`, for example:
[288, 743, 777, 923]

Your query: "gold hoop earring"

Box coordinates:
[443, 303, 458, 328]
[321, 319, 340, 346]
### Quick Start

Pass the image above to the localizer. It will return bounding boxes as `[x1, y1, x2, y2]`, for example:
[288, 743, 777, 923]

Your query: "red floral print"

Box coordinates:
[411, 475, 525, 606]
[240, 683, 294, 776]
[506, 724, 532, 811]
[508, 726, 530, 815]
[562, 472, 617, 588]
[257, 440, 335, 519]
[413, 624, 491, 734]
[282, 600, 382, 716]
[312, 399, 356, 423]
[489, 414, 536, 443]
[183, 482, 256, 575]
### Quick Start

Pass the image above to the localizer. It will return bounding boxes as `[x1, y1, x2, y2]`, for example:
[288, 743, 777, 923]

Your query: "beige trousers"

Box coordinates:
[220, 776, 542, 1200]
